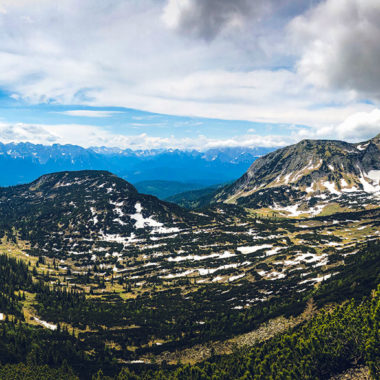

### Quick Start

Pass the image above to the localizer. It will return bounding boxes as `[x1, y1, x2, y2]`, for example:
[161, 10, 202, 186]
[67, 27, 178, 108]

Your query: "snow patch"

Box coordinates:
[271, 203, 304, 217]
[130, 202, 180, 234]
[283, 173, 292, 184]
[229, 273, 245, 282]
[358, 170, 380, 193]
[357, 143, 369, 151]
[309, 204, 326, 216]
[282, 252, 327, 266]
[237, 244, 272, 254]
[101, 232, 139, 246]
[168, 253, 219, 262]
[300, 273, 332, 284]
[367, 170, 380, 184]
[266, 247, 285, 256]
[34, 317, 57, 330]
[268, 271, 286, 280]
[323, 181, 341, 195]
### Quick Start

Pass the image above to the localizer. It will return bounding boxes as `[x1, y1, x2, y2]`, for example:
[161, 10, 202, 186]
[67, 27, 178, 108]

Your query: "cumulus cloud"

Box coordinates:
[0, 123, 57, 144]
[307, 109, 380, 142]
[290, 0, 380, 100]
[162, 0, 268, 40]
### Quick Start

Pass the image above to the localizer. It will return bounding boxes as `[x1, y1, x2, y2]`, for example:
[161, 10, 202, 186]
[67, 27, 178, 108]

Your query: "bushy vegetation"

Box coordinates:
[0, 255, 35, 317]
[109, 285, 380, 379]
[0, 363, 78, 380]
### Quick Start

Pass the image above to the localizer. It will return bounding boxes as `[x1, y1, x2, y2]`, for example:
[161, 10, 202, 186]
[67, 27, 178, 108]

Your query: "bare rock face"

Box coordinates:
[330, 365, 371, 380]
[212, 134, 380, 217]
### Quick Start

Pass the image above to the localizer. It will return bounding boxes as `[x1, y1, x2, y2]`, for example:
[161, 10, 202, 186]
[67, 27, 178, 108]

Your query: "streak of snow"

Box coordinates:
[101, 232, 139, 246]
[168, 253, 219, 262]
[357, 143, 369, 151]
[300, 273, 332, 284]
[237, 244, 272, 254]
[90, 207, 98, 224]
[283, 173, 291, 184]
[229, 273, 245, 282]
[268, 271, 286, 280]
[266, 247, 285, 256]
[282, 252, 327, 266]
[34, 317, 57, 330]
[162, 270, 195, 279]
[167, 250, 235, 262]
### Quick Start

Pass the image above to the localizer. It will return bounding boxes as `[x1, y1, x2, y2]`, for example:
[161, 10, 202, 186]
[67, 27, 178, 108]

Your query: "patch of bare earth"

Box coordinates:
[144, 314, 305, 365]
[330, 365, 371, 380]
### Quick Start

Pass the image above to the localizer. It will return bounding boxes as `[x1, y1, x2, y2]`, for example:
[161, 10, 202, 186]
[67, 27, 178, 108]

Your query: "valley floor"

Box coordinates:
[0, 207, 379, 379]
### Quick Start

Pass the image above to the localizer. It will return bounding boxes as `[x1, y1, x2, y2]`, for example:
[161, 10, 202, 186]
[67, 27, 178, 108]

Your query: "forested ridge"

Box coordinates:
[1, 285, 379, 379]
[128, 286, 380, 380]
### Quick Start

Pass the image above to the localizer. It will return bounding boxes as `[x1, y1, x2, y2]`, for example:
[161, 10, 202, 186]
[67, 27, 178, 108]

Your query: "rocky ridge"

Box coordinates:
[213, 134, 380, 216]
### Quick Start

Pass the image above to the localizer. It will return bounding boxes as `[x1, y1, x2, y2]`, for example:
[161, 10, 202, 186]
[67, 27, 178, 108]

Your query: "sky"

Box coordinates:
[0, 0, 379, 150]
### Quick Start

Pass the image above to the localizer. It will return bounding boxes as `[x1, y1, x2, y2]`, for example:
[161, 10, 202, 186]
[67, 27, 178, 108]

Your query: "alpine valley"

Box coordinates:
[0, 135, 379, 380]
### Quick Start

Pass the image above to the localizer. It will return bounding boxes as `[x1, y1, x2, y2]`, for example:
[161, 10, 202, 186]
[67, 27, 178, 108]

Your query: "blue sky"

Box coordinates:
[0, 100, 295, 142]
[0, 0, 379, 150]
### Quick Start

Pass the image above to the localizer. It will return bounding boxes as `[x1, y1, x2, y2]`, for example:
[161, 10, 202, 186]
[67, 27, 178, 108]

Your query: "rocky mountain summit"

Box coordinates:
[213, 134, 380, 216]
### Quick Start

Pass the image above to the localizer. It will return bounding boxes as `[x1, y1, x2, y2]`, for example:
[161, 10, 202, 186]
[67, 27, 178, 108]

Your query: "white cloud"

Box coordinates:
[0, 122, 292, 150]
[0, 0, 378, 140]
[57, 110, 122, 118]
[1, 111, 377, 150]
[306, 109, 380, 142]
[290, 0, 380, 100]
[89, 68, 376, 127]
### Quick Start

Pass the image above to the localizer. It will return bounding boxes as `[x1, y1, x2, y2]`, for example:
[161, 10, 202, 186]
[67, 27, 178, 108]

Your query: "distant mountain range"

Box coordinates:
[0, 142, 275, 196]
[211, 133, 380, 216]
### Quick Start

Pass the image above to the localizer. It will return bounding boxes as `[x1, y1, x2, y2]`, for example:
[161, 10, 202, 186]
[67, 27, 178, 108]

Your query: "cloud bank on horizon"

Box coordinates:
[0, 0, 379, 149]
